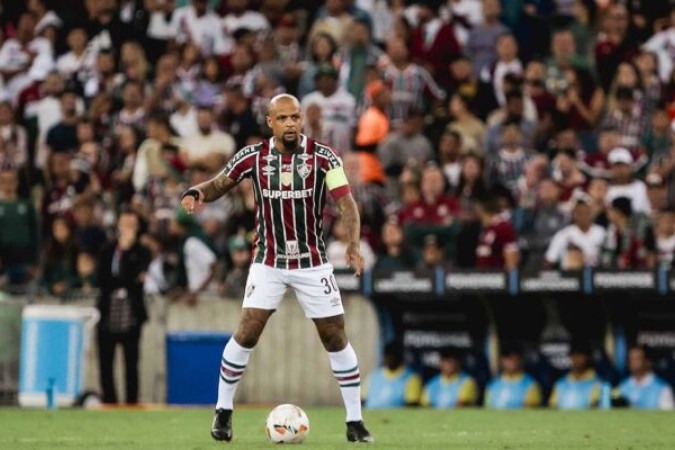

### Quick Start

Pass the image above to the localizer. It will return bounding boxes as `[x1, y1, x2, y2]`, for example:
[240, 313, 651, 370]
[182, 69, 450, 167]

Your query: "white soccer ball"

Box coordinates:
[265, 404, 310, 444]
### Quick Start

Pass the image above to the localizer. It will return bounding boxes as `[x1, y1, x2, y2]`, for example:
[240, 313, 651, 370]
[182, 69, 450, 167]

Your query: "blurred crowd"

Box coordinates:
[1, 0, 675, 301]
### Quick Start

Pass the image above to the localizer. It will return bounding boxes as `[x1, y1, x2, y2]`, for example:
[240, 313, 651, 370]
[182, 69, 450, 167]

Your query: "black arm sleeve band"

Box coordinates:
[180, 188, 201, 201]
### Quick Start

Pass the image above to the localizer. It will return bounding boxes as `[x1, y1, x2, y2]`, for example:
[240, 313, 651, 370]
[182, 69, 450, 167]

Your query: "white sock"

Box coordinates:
[216, 338, 252, 410]
[329, 343, 363, 422]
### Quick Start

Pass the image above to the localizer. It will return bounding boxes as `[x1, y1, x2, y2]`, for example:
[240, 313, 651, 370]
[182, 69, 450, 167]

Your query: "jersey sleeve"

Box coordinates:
[220, 145, 257, 183]
[317, 143, 351, 199]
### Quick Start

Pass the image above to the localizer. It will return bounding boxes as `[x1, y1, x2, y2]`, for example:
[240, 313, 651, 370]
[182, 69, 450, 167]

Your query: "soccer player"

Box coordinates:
[421, 347, 478, 409]
[548, 341, 605, 410]
[617, 345, 674, 410]
[485, 343, 541, 409]
[180, 94, 374, 443]
[363, 341, 422, 408]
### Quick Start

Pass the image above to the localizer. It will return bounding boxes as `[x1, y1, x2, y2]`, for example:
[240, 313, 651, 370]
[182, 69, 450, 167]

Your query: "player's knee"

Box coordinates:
[234, 327, 263, 348]
[320, 329, 347, 352]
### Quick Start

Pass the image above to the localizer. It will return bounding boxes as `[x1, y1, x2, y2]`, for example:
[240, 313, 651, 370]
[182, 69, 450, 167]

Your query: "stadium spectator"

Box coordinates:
[545, 197, 606, 269]
[549, 341, 605, 409]
[0, 102, 28, 170]
[642, 108, 673, 165]
[308, 0, 355, 47]
[170, 0, 231, 57]
[0, 165, 38, 286]
[378, 110, 434, 180]
[481, 33, 523, 108]
[132, 112, 182, 193]
[40, 214, 78, 297]
[168, 210, 217, 304]
[355, 80, 390, 185]
[44, 89, 80, 157]
[464, 0, 509, 77]
[488, 122, 535, 195]
[599, 196, 655, 270]
[422, 346, 478, 408]
[606, 147, 651, 215]
[446, 93, 485, 155]
[96, 209, 151, 405]
[654, 208, 675, 269]
[301, 63, 356, 152]
[364, 341, 422, 408]
[551, 147, 587, 203]
[485, 343, 542, 409]
[298, 33, 339, 100]
[327, 215, 376, 272]
[339, 18, 384, 102]
[381, 35, 444, 127]
[474, 194, 519, 270]
[519, 177, 567, 270]
[409, 0, 461, 87]
[181, 105, 236, 171]
[617, 346, 675, 410]
[642, 8, 675, 83]
[56, 27, 94, 81]
[114, 80, 146, 129]
[593, 3, 639, 93]
[220, 87, 260, 149]
[417, 233, 447, 270]
[220, 235, 251, 299]
[221, 0, 270, 36]
[73, 250, 97, 295]
[601, 86, 646, 151]
[438, 130, 463, 190]
[0, 12, 53, 104]
[484, 90, 536, 157]
[373, 218, 416, 272]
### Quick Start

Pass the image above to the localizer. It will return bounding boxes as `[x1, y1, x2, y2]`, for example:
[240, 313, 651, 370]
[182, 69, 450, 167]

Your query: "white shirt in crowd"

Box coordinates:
[182, 129, 236, 163]
[222, 10, 270, 35]
[301, 88, 356, 152]
[643, 27, 675, 82]
[606, 180, 651, 215]
[184, 237, 217, 293]
[170, 107, 199, 138]
[545, 224, 606, 269]
[56, 48, 96, 80]
[0, 37, 53, 102]
[326, 240, 376, 272]
[170, 5, 232, 56]
[657, 234, 675, 268]
[441, 0, 484, 46]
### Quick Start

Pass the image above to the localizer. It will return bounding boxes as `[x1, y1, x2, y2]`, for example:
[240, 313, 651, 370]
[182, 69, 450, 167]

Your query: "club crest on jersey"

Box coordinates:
[297, 163, 311, 179]
[262, 165, 275, 175]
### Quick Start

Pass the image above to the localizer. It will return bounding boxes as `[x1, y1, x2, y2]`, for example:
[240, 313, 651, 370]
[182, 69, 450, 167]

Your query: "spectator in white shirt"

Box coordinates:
[642, 8, 675, 82]
[545, 198, 606, 269]
[170, 0, 232, 57]
[606, 147, 651, 215]
[327, 215, 376, 271]
[300, 63, 356, 152]
[56, 27, 96, 83]
[181, 106, 236, 171]
[222, 0, 270, 35]
[0, 13, 54, 103]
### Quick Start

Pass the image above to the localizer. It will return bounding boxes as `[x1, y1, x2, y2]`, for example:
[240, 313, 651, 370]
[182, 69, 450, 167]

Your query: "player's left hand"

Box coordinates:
[346, 243, 364, 278]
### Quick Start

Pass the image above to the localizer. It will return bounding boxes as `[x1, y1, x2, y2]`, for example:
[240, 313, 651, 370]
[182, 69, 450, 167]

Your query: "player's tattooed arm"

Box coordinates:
[181, 173, 237, 214]
[195, 173, 237, 202]
[337, 194, 365, 276]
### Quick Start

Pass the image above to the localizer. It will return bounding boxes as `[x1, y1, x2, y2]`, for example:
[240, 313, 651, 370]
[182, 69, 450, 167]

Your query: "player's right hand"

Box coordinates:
[180, 188, 203, 214]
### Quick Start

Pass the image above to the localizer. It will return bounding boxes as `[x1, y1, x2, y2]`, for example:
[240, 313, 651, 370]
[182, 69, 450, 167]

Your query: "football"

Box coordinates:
[265, 404, 310, 444]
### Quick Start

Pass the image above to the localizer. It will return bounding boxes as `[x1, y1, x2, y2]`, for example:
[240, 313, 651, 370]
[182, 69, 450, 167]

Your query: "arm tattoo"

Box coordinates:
[194, 173, 237, 202]
[337, 194, 361, 247]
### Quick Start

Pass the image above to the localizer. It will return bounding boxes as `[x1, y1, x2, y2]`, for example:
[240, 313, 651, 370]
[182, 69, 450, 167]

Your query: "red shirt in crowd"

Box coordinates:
[398, 195, 460, 226]
[476, 214, 518, 269]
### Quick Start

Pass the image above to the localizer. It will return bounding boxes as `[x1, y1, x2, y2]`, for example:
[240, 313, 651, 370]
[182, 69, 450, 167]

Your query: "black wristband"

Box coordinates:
[181, 188, 201, 201]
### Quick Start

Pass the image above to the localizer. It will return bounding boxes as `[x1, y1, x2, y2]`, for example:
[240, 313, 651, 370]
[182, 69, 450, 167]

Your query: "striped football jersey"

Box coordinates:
[221, 134, 348, 269]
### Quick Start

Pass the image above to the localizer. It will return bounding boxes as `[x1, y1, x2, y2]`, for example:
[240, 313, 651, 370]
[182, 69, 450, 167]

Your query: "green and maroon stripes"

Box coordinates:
[333, 365, 361, 388]
[220, 357, 247, 385]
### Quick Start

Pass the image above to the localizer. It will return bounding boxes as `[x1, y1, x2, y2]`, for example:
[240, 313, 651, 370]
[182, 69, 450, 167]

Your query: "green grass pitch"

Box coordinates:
[1, 407, 674, 449]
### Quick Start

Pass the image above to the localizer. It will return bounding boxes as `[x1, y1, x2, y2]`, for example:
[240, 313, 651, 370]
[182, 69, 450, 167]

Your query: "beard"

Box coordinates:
[281, 133, 298, 149]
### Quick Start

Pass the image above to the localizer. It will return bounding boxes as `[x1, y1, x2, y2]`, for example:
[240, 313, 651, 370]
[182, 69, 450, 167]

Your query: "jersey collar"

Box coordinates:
[269, 134, 307, 155]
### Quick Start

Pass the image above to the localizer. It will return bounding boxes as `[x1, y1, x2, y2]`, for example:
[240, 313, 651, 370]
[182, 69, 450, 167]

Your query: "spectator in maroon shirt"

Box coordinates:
[473, 194, 519, 270]
[399, 163, 460, 227]
[410, 0, 461, 86]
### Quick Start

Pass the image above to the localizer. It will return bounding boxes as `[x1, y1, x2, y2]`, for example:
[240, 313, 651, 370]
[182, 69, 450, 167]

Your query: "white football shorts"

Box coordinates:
[242, 263, 344, 318]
